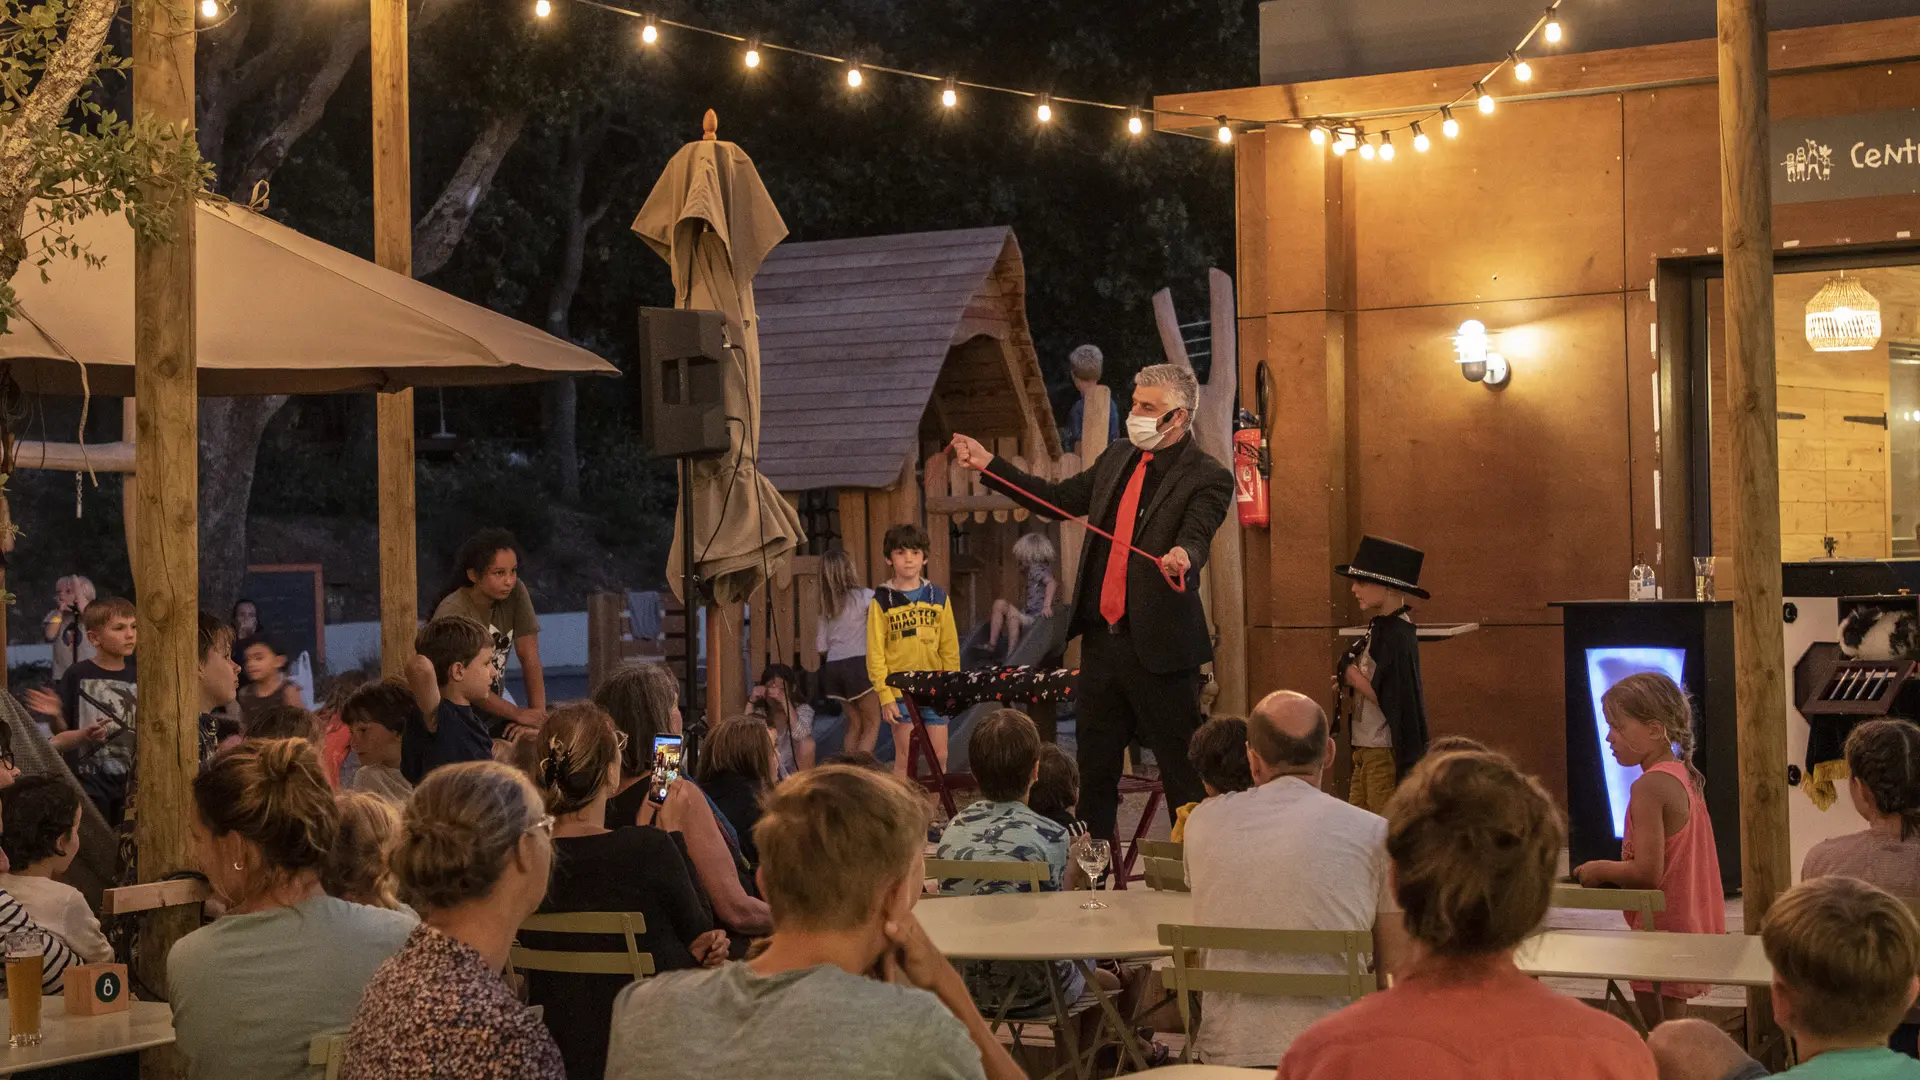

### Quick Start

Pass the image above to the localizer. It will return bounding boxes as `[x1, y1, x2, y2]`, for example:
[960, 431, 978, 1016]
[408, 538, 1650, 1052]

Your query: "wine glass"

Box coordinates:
[1076, 839, 1111, 910]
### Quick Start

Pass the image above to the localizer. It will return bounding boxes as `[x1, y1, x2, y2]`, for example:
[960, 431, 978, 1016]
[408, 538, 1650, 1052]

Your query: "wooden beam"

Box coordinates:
[838, 488, 868, 582]
[11, 441, 136, 473]
[130, 0, 199, 1067]
[372, 0, 417, 680]
[1153, 15, 1920, 130]
[1152, 289, 1191, 370]
[100, 877, 209, 916]
[1718, 0, 1789, 1062]
[925, 453, 952, 592]
[926, 493, 1025, 515]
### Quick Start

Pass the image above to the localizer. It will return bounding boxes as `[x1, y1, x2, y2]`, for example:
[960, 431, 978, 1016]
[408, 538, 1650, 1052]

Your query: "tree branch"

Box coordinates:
[227, 14, 366, 199]
[412, 106, 529, 278]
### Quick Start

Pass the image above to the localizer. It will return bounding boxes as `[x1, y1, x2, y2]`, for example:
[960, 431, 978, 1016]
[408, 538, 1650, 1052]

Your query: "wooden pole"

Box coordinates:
[372, 0, 418, 679]
[1717, 0, 1789, 1060]
[131, 0, 198, 1065]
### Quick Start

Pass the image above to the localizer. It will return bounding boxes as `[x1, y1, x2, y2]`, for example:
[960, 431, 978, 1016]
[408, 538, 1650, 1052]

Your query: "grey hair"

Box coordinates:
[1134, 363, 1199, 413]
[1068, 345, 1104, 381]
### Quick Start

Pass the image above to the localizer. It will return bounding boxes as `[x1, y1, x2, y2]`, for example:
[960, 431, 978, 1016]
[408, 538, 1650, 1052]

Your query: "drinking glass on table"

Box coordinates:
[1075, 839, 1111, 910]
[5, 929, 49, 1047]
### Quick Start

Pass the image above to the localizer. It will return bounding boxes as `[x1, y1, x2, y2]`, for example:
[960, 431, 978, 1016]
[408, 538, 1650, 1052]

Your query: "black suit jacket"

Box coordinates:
[982, 437, 1233, 674]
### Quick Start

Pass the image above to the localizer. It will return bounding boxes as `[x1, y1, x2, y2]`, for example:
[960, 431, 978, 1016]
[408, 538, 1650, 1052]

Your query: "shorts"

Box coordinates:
[890, 704, 948, 727]
[818, 656, 875, 703]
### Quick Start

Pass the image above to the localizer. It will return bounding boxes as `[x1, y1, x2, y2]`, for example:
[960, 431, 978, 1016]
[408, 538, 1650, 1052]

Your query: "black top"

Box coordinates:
[701, 770, 764, 869]
[400, 699, 491, 783]
[1073, 436, 1190, 632]
[605, 779, 650, 829]
[524, 827, 715, 1080]
[1366, 613, 1431, 778]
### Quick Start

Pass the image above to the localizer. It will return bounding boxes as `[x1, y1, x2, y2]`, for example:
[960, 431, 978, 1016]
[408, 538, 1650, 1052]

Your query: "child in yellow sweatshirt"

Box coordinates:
[866, 523, 960, 778]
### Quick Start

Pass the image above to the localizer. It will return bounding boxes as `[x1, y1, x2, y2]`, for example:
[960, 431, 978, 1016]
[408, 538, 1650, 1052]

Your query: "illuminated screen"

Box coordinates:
[1584, 646, 1688, 839]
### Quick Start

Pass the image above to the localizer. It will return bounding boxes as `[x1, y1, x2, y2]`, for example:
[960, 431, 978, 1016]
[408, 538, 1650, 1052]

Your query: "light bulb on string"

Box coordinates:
[641, 16, 658, 44]
[1035, 93, 1053, 124]
[1358, 135, 1376, 161]
[1309, 124, 1327, 146]
[1511, 52, 1532, 82]
[1379, 131, 1395, 160]
[846, 63, 863, 88]
[1544, 6, 1563, 43]
[1127, 108, 1144, 136]
[1411, 121, 1430, 152]
[1475, 83, 1496, 114]
[199, 0, 220, 17]
[1335, 127, 1358, 152]
[941, 76, 958, 109]
[1441, 106, 1460, 138]
[1331, 139, 1349, 157]
[743, 39, 761, 68]
[532, 0, 550, 16]
[1216, 117, 1233, 144]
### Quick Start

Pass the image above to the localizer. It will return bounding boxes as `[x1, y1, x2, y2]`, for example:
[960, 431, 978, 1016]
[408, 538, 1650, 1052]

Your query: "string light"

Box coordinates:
[533, 0, 550, 16]
[1127, 108, 1144, 136]
[1379, 131, 1395, 160]
[1358, 134, 1376, 161]
[1441, 106, 1460, 138]
[199, 0, 220, 15]
[1511, 52, 1532, 82]
[1544, 6, 1563, 43]
[640, 15, 657, 44]
[1475, 82, 1496, 113]
[1035, 93, 1053, 123]
[941, 76, 958, 108]
[1335, 127, 1358, 153]
[1331, 138, 1349, 157]
[845, 62, 863, 88]
[743, 39, 760, 68]
[1309, 124, 1327, 146]
[1411, 121, 1430, 152]
[1215, 117, 1233, 144]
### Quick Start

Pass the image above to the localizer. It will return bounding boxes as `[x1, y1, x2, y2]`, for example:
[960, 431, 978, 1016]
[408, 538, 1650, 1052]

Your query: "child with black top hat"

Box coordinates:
[1335, 536, 1431, 815]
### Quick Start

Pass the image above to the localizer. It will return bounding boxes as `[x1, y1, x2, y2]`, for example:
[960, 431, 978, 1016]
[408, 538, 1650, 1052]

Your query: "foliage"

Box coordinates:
[0, 0, 211, 332]
[415, 441, 558, 572]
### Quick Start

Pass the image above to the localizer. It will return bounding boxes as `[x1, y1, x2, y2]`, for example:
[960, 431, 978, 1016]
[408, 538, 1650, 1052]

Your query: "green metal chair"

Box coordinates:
[511, 911, 656, 979]
[1158, 923, 1377, 1063]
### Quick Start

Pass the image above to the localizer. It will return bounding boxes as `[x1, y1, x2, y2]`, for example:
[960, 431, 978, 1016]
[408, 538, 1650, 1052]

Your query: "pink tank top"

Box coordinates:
[1621, 762, 1726, 997]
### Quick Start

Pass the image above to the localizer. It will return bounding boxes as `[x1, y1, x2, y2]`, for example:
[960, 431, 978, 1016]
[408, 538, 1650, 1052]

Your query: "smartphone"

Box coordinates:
[648, 734, 684, 805]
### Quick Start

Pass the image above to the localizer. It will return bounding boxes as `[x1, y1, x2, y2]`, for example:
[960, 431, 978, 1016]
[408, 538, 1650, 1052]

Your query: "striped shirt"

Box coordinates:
[0, 887, 78, 993]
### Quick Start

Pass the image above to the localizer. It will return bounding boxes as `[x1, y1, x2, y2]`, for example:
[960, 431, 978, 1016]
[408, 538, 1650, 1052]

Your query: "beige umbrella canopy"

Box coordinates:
[633, 116, 806, 605]
[0, 199, 618, 397]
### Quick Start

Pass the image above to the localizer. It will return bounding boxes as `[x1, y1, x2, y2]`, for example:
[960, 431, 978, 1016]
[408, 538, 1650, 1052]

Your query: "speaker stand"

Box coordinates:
[679, 455, 708, 773]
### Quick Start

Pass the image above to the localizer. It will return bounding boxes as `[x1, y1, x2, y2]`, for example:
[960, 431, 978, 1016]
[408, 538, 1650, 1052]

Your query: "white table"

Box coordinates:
[0, 1000, 174, 1073]
[1515, 929, 1772, 987]
[918, 888, 1194, 960]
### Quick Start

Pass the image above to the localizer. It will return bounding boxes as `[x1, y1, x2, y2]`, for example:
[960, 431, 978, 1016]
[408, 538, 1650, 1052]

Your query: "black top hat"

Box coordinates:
[1336, 536, 1429, 599]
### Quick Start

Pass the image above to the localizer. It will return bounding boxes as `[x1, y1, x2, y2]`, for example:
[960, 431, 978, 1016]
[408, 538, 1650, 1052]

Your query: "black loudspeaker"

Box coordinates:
[638, 307, 731, 459]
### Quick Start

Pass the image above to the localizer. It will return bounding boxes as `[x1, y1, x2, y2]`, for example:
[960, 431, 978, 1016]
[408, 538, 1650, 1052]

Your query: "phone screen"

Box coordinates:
[648, 735, 684, 805]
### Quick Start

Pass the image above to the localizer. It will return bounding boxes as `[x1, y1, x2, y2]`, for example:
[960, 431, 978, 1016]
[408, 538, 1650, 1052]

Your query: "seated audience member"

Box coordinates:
[0, 723, 18, 788]
[343, 681, 418, 805]
[316, 671, 372, 789]
[1279, 749, 1655, 1080]
[196, 613, 242, 761]
[1174, 715, 1253, 843]
[1183, 692, 1406, 1066]
[245, 703, 321, 743]
[1028, 742, 1081, 830]
[0, 776, 110, 962]
[1428, 734, 1490, 754]
[595, 662, 770, 937]
[169, 740, 416, 1080]
[343, 762, 564, 1080]
[236, 633, 302, 728]
[0, 786, 76, 992]
[604, 766, 1024, 1080]
[1648, 876, 1920, 1080]
[751, 664, 815, 776]
[323, 791, 404, 910]
[527, 703, 727, 1079]
[403, 615, 496, 783]
[935, 710, 1115, 1018]
[697, 715, 777, 869]
[1804, 719, 1920, 893]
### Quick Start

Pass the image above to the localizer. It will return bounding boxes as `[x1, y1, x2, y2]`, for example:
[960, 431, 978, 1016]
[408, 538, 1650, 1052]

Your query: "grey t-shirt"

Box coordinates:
[169, 894, 416, 1080]
[605, 961, 985, 1080]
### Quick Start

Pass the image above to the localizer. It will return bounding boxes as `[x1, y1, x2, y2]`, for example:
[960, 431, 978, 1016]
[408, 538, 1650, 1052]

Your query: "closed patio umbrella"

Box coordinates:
[632, 116, 805, 604]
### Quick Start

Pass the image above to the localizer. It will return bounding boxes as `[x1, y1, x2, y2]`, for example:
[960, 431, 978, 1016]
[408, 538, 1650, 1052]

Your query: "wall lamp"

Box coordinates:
[1453, 319, 1510, 388]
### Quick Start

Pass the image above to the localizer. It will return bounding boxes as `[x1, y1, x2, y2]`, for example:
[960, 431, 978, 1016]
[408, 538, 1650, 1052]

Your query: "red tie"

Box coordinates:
[1099, 453, 1153, 625]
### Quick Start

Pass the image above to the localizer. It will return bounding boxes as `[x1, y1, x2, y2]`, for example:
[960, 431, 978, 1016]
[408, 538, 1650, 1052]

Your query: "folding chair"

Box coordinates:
[308, 1032, 348, 1080]
[510, 911, 656, 980]
[1138, 839, 1188, 893]
[1549, 884, 1665, 928]
[1113, 774, 1164, 889]
[1158, 923, 1377, 1063]
[900, 692, 974, 818]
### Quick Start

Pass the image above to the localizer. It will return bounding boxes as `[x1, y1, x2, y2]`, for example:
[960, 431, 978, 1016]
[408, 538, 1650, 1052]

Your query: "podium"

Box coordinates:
[1551, 600, 1739, 891]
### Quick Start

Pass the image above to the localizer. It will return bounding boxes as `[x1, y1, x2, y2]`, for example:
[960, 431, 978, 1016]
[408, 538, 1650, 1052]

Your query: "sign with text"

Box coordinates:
[1773, 109, 1920, 205]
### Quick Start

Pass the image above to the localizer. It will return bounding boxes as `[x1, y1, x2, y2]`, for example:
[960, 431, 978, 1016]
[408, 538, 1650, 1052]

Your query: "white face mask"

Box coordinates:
[1127, 410, 1181, 451]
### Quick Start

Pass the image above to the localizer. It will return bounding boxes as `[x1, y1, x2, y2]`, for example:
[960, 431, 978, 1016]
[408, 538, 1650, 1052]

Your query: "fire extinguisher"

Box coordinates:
[1234, 362, 1272, 527]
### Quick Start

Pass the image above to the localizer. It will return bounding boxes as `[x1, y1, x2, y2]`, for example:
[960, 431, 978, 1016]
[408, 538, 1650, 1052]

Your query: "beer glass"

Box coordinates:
[4, 929, 48, 1047]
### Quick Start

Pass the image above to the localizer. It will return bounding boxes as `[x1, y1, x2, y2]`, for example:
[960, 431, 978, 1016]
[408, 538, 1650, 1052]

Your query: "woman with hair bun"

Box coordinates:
[169, 739, 416, 1080]
[521, 703, 725, 1078]
[343, 761, 564, 1080]
[1279, 750, 1656, 1080]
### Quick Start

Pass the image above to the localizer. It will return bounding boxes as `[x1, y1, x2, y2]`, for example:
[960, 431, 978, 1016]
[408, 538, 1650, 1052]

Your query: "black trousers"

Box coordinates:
[1075, 629, 1208, 845]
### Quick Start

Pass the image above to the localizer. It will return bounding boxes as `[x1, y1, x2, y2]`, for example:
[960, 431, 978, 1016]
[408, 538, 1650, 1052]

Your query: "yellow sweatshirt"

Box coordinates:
[865, 580, 960, 709]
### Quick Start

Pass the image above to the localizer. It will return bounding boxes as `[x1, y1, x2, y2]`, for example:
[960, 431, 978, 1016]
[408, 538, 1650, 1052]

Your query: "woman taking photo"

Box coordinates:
[169, 740, 416, 1080]
[527, 703, 726, 1077]
[344, 762, 565, 1079]
[593, 663, 771, 939]
[433, 528, 546, 735]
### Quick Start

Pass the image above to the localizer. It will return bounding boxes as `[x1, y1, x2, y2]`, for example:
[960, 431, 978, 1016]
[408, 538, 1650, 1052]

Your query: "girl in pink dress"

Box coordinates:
[1572, 671, 1726, 1027]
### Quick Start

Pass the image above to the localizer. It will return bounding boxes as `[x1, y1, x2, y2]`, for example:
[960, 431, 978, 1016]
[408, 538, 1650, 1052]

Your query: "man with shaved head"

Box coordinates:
[1181, 690, 1410, 1067]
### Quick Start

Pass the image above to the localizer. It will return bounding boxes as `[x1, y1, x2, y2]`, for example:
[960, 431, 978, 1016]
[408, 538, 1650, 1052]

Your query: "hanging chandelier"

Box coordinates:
[1805, 273, 1883, 353]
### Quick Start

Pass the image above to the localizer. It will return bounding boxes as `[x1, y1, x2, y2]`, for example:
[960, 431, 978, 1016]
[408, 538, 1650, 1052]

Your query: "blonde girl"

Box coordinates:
[814, 549, 881, 754]
[1571, 671, 1726, 1025]
[989, 532, 1058, 654]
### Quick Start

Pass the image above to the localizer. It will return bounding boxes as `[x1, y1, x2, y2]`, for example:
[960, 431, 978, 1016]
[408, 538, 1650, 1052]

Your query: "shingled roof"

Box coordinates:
[753, 226, 1059, 491]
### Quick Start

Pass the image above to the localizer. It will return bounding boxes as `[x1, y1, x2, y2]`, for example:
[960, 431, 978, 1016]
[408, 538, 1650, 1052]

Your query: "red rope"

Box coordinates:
[967, 449, 1188, 594]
